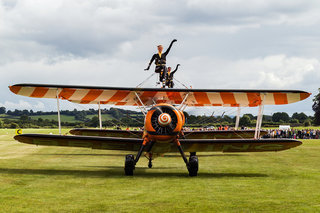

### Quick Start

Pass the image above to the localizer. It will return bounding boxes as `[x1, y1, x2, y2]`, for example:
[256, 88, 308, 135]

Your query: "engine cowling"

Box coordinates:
[145, 103, 183, 142]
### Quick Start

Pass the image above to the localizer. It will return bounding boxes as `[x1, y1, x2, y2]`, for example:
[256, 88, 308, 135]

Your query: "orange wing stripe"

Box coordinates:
[140, 91, 158, 103]
[166, 91, 183, 104]
[81, 89, 103, 102]
[30, 87, 49, 98]
[9, 86, 22, 95]
[108, 90, 130, 102]
[220, 92, 237, 105]
[80, 100, 91, 104]
[273, 93, 288, 105]
[247, 93, 261, 107]
[194, 92, 211, 105]
[59, 88, 77, 100]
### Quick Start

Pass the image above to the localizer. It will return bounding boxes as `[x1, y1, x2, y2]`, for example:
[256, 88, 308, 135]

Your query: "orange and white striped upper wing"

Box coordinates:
[9, 84, 311, 107]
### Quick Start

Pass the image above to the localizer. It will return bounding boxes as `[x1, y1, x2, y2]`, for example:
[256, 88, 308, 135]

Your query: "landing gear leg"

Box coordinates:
[176, 139, 198, 177]
[124, 138, 148, 176]
[146, 141, 155, 168]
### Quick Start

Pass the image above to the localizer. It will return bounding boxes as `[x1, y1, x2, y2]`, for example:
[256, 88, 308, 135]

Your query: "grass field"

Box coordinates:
[0, 129, 319, 212]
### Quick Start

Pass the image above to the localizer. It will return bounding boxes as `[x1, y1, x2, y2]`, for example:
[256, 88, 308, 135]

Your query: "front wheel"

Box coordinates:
[188, 156, 199, 177]
[124, 154, 135, 176]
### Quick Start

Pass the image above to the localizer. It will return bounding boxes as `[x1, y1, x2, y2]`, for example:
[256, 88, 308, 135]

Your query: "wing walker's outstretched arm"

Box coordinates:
[164, 39, 177, 56]
[172, 64, 180, 75]
[145, 54, 156, 70]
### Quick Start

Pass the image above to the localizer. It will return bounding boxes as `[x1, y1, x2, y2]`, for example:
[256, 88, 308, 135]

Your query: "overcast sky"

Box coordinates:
[1, 0, 319, 117]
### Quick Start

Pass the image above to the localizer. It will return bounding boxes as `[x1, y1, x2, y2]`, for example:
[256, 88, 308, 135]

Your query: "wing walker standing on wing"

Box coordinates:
[166, 64, 180, 88]
[145, 39, 177, 88]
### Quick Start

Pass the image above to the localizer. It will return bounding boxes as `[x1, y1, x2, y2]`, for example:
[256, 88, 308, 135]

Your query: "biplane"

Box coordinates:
[9, 84, 310, 176]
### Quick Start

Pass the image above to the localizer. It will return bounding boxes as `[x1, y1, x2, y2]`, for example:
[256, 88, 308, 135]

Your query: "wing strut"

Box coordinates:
[235, 107, 241, 130]
[98, 102, 102, 129]
[134, 92, 147, 116]
[254, 94, 265, 139]
[178, 93, 189, 110]
[56, 89, 61, 135]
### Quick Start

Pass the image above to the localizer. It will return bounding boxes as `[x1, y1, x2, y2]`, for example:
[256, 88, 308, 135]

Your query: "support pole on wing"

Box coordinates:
[235, 106, 241, 130]
[56, 89, 61, 135]
[178, 93, 189, 110]
[254, 94, 265, 139]
[134, 92, 147, 116]
[98, 102, 102, 129]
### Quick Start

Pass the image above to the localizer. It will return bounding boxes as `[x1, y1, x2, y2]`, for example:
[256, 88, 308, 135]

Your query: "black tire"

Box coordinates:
[189, 152, 197, 158]
[188, 156, 198, 177]
[124, 154, 135, 176]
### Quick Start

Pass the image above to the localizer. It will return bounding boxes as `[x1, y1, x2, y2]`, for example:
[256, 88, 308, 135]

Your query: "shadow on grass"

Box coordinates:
[0, 168, 268, 178]
[34, 153, 245, 157]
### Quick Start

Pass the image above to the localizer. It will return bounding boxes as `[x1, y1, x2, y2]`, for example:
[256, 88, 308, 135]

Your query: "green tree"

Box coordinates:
[312, 88, 320, 125]
[20, 115, 29, 122]
[289, 119, 299, 124]
[223, 115, 233, 123]
[262, 115, 272, 122]
[292, 112, 308, 123]
[272, 112, 289, 122]
[110, 108, 121, 120]
[75, 111, 87, 121]
[88, 116, 99, 127]
[304, 119, 312, 127]
[239, 115, 251, 126]
[243, 113, 254, 120]
[0, 107, 6, 114]
[10, 122, 19, 128]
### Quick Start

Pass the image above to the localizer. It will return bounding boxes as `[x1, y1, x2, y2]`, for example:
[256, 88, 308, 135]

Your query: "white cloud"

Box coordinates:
[1, 0, 320, 116]
[0, 100, 45, 110]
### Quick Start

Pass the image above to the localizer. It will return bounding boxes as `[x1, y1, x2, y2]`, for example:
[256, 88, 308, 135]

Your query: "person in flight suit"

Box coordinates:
[166, 64, 180, 88]
[144, 39, 177, 86]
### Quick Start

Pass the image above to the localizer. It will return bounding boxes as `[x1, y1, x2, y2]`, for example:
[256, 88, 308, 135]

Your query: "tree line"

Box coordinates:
[0, 106, 317, 129]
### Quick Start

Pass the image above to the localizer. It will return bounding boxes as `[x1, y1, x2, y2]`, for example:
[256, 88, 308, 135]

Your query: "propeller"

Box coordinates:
[151, 105, 178, 135]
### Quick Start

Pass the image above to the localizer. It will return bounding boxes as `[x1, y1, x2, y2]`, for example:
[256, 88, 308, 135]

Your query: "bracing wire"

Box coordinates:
[136, 72, 156, 88]
[173, 77, 189, 89]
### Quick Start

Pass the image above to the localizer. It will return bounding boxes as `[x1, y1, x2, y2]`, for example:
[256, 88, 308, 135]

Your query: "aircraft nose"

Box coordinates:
[158, 113, 172, 127]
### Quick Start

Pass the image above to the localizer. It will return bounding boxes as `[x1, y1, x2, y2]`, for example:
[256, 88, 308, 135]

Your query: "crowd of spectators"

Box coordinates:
[182, 126, 320, 139]
[264, 129, 320, 139]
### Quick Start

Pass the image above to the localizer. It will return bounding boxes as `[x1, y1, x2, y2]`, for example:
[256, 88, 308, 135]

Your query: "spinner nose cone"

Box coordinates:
[158, 113, 172, 127]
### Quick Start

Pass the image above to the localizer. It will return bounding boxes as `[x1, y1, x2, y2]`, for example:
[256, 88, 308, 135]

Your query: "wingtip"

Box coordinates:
[300, 92, 312, 101]
[9, 85, 22, 95]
